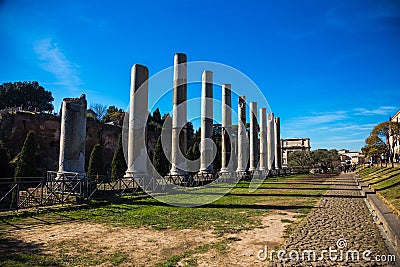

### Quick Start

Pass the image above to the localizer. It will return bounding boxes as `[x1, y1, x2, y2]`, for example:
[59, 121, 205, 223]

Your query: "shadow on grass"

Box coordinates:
[376, 180, 400, 191]
[123, 199, 318, 211]
[362, 168, 398, 182]
[0, 237, 61, 266]
[368, 173, 400, 186]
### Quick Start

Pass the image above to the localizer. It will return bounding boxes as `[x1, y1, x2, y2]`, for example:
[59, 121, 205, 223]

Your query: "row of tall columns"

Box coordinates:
[57, 54, 282, 178]
[231, 99, 281, 174]
[123, 53, 282, 178]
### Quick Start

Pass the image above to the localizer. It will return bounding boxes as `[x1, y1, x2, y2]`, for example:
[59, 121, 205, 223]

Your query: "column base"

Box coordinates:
[169, 169, 187, 176]
[124, 171, 149, 178]
[236, 170, 248, 176]
[199, 167, 214, 174]
[219, 168, 233, 173]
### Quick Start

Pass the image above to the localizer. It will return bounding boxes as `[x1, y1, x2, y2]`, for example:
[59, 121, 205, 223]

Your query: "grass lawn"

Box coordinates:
[357, 166, 400, 213]
[0, 173, 333, 267]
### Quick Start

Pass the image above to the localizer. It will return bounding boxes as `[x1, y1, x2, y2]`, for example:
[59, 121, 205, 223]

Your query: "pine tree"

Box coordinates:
[14, 131, 37, 177]
[0, 141, 11, 178]
[192, 142, 200, 160]
[111, 134, 127, 179]
[186, 145, 194, 160]
[187, 142, 200, 172]
[152, 135, 169, 176]
[87, 144, 105, 178]
[152, 108, 162, 124]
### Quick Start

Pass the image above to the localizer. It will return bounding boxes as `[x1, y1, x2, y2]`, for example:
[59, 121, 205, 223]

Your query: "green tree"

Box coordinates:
[186, 122, 195, 148]
[362, 134, 386, 164]
[310, 149, 328, 170]
[161, 113, 170, 126]
[186, 142, 200, 173]
[288, 150, 311, 172]
[370, 121, 400, 167]
[153, 135, 169, 176]
[308, 149, 340, 172]
[111, 134, 127, 179]
[328, 149, 341, 171]
[191, 142, 200, 160]
[152, 108, 162, 124]
[87, 144, 105, 178]
[186, 145, 194, 160]
[194, 128, 201, 143]
[212, 124, 222, 172]
[103, 105, 125, 124]
[14, 131, 37, 177]
[0, 141, 12, 178]
[0, 81, 54, 112]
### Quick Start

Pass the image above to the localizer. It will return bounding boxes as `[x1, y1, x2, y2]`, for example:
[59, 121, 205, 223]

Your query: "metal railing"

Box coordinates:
[0, 168, 291, 211]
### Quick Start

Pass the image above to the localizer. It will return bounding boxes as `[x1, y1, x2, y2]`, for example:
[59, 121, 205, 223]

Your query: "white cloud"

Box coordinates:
[323, 123, 375, 132]
[34, 38, 81, 91]
[288, 111, 347, 127]
[353, 106, 396, 116]
[313, 139, 365, 145]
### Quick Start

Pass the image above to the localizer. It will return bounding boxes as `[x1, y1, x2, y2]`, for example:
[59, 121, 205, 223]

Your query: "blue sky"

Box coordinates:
[1, 0, 399, 151]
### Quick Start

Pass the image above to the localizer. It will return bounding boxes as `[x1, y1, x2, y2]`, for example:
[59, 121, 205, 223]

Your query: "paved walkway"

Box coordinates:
[273, 173, 396, 266]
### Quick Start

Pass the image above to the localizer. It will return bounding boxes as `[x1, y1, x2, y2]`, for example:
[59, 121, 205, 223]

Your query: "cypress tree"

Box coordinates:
[192, 142, 200, 160]
[186, 144, 194, 160]
[0, 141, 11, 178]
[152, 108, 162, 124]
[152, 135, 169, 176]
[190, 142, 200, 172]
[87, 144, 105, 178]
[111, 134, 127, 179]
[14, 131, 37, 178]
[213, 141, 222, 172]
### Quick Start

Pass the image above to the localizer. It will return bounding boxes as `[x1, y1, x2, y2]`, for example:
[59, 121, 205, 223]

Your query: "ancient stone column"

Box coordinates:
[236, 96, 248, 173]
[58, 94, 87, 175]
[249, 102, 258, 171]
[267, 113, 275, 170]
[125, 64, 149, 177]
[259, 108, 267, 172]
[200, 71, 214, 173]
[170, 53, 187, 175]
[274, 117, 282, 170]
[220, 84, 232, 173]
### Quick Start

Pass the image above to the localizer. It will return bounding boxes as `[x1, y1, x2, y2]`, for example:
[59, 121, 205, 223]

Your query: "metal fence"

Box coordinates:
[0, 168, 290, 211]
[0, 172, 145, 211]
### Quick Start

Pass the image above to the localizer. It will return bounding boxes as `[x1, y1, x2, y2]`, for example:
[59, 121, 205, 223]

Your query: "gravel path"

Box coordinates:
[272, 173, 396, 266]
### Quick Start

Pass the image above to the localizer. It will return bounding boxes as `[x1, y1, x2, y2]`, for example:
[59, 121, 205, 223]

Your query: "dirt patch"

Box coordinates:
[190, 211, 299, 266]
[3, 222, 217, 266]
[2, 211, 300, 266]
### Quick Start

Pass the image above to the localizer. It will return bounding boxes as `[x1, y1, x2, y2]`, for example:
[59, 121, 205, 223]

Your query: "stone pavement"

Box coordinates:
[273, 173, 397, 266]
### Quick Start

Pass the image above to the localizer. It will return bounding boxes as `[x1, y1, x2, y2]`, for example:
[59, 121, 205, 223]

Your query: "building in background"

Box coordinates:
[338, 149, 365, 165]
[281, 138, 311, 168]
